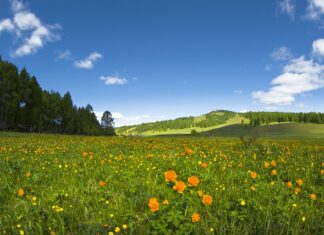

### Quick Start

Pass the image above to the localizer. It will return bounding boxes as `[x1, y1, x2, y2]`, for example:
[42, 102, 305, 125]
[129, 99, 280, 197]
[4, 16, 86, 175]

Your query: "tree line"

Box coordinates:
[243, 112, 324, 126]
[0, 56, 115, 135]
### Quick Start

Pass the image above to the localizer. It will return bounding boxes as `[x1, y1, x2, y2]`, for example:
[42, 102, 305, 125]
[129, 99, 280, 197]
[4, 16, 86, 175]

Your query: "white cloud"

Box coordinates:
[94, 111, 165, 127]
[305, 0, 324, 20]
[271, 47, 293, 61]
[56, 49, 73, 61]
[278, 0, 296, 20]
[73, 52, 103, 69]
[100, 75, 128, 85]
[252, 56, 324, 106]
[0, 19, 15, 33]
[0, 0, 60, 57]
[312, 38, 324, 56]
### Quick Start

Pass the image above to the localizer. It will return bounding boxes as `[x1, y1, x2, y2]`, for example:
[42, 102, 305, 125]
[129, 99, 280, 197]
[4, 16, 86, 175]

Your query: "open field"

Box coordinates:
[201, 123, 324, 139]
[0, 133, 323, 234]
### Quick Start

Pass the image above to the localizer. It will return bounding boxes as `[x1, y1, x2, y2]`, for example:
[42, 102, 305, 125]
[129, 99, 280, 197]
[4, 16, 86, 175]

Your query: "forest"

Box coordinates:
[0, 56, 115, 135]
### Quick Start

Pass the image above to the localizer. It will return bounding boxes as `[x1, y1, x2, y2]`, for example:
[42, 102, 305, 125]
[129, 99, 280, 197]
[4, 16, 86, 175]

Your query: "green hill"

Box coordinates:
[200, 123, 324, 139]
[116, 110, 242, 136]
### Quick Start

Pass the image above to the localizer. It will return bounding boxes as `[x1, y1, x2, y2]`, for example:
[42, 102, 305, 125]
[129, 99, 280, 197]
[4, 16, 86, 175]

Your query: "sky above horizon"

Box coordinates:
[1, 0, 324, 126]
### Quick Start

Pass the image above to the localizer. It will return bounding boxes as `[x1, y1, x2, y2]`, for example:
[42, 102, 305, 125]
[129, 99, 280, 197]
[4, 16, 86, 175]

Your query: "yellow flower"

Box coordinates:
[202, 195, 213, 205]
[19, 230, 24, 235]
[251, 186, 256, 191]
[122, 224, 127, 230]
[115, 227, 120, 233]
[271, 169, 277, 175]
[240, 200, 246, 206]
[250, 171, 257, 179]
[191, 212, 200, 223]
[263, 162, 270, 168]
[162, 200, 169, 205]
[18, 188, 25, 197]
[165, 170, 177, 182]
[271, 160, 276, 167]
[296, 179, 303, 186]
[197, 190, 203, 197]
[148, 197, 159, 212]
[173, 181, 186, 193]
[310, 194, 317, 200]
[108, 232, 114, 235]
[188, 176, 200, 187]
[302, 216, 306, 222]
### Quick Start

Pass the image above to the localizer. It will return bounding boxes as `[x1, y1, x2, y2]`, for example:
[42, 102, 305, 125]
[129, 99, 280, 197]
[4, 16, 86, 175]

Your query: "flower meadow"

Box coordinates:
[0, 134, 323, 234]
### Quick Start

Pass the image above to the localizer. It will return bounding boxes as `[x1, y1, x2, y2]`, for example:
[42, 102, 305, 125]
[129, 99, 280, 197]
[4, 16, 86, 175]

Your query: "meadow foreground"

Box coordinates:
[0, 134, 323, 234]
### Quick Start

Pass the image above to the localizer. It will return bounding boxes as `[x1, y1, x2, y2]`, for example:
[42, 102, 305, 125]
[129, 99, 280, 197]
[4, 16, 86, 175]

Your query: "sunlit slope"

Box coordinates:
[116, 112, 249, 136]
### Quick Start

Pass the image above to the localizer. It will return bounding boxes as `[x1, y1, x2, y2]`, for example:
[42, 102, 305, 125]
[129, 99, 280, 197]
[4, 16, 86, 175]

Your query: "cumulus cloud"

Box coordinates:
[305, 0, 324, 20]
[278, 0, 296, 20]
[252, 56, 324, 106]
[100, 75, 128, 85]
[312, 38, 324, 57]
[73, 52, 103, 69]
[0, 0, 61, 57]
[94, 112, 163, 127]
[271, 47, 293, 61]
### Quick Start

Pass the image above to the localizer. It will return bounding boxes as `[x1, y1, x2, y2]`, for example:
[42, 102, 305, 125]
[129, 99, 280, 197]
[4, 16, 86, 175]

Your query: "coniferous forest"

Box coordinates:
[0, 56, 115, 135]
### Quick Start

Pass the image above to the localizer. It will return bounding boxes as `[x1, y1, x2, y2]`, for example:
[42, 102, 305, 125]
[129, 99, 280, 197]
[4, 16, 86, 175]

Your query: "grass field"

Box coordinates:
[201, 123, 324, 139]
[0, 133, 323, 234]
[132, 115, 249, 136]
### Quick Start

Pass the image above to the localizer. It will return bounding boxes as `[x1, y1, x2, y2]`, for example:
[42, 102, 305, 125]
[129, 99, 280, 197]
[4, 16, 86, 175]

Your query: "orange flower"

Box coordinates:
[200, 162, 208, 168]
[286, 181, 293, 188]
[294, 187, 301, 194]
[18, 188, 25, 197]
[185, 147, 194, 155]
[165, 170, 177, 182]
[191, 212, 200, 223]
[271, 169, 277, 175]
[99, 181, 106, 187]
[263, 162, 270, 168]
[148, 198, 159, 212]
[202, 194, 213, 205]
[296, 179, 303, 186]
[188, 176, 200, 187]
[25, 172, 31, 177]
[82, 152, 88, 157]
[173, 181, 186, 193]
[310, 194, 317, 200]
[321, 169, 324, 175]
[271, 160, 276, 167]
[250, 171, 257, 179]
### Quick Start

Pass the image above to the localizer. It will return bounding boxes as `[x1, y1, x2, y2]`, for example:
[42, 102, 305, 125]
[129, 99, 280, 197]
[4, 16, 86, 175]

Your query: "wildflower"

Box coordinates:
[115, 227, 120, 233]
[108, 232, 114, 235]
[271, 160, 276, 167]
[294, 187, 301, 194]
[26, 172, 31, 177]
[250, 171, 257, 179]
[310, 194, 317, 200]
[251, 186, 256, 191]
[286, 181, 293, 188]
[162, 200, 169, 205]
[321, 169, 324, 175]
[302, 216, 306, 222]
[191, 212, 200, 223]
[200, 162, 208, 168]
[165, 170, 177, 182]
[19, 230, 24, 235]
[210, 227, 214, 232]
[173, 181, 186, 193]
[185, 147, 194, 155]
[264, 162, 270, 168]
[293, 203, 297, 208]
[240, 200, 246, 206]
[99, 181, 106, 187]
[271, 169, 277, 175]
[197, 190, 203, 197]
[296, 179, 303, 186]
[148, 197, 159, 212]
[188, 176, 200, 187]
[109, 214, 114, 218]
[122, 224, 127, 230]
[202, 194, 213, 205]
[18, 188, 25, 197]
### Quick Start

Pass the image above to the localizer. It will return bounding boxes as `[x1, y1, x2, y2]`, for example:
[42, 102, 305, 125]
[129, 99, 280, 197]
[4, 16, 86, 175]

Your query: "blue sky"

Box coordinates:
[1, 0, 324, 126]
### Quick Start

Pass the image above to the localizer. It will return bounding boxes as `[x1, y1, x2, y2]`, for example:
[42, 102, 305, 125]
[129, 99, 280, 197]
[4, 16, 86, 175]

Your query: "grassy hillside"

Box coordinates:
[200, 123, 324, 139]
[116, 111, 240, 136]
